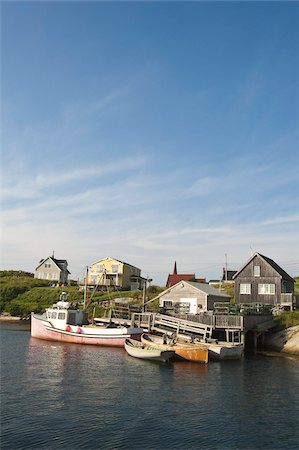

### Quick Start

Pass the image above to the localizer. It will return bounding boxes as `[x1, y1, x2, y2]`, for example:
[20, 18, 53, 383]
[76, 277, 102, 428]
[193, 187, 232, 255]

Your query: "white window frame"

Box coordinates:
[258, 284, 275, 295]
[111, 264, 118, 273]
[254, 265, 261, 277]
[240, 283, 251, 294]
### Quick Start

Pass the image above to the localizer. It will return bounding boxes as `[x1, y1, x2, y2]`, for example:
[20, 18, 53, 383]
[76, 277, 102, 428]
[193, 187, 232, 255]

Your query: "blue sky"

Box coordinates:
[1, 1, 299, 284]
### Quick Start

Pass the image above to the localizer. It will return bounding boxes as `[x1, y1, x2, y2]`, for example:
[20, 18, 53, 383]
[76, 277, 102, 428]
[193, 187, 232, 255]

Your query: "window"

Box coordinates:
[51, 312, 57, 319]
[258, 284, 275, 295]
[163, 301, 173, 308]
[97, 265, 104, 272]
[240, 283, 251, 294]
[58, 312, 66, 320]
[111, 265, 118, 273]
[254, 266, 261, 277]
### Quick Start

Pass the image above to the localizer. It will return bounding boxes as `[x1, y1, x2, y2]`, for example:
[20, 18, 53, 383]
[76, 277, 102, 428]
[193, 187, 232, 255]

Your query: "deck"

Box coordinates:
[94, 308, 277, 344]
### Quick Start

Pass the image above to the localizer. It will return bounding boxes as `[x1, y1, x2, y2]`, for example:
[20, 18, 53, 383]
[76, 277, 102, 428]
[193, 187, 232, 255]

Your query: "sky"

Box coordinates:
[1, 1, 299, 285]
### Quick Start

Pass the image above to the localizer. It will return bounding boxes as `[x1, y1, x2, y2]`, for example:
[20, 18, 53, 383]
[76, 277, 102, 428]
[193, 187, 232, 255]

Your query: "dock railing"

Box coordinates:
[177, 313, 244, 330]
[131, 313, 213, 340]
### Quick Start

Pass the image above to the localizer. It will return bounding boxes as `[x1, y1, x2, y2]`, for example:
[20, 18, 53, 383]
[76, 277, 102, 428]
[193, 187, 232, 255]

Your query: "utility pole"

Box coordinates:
[83, 266, 89, 310]
[225, 253, 228, 282]
[142, 276, 153, 312]
[142, 280, 146, 313]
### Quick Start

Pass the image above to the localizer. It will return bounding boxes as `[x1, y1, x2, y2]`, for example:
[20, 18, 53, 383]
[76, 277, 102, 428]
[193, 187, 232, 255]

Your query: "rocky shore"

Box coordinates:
[264, 325, 299, 355]
[0, 314, 29, 323]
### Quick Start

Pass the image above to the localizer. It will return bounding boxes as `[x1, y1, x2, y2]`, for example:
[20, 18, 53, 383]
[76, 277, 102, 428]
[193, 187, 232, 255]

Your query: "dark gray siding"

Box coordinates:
[234, 254, 294, 305]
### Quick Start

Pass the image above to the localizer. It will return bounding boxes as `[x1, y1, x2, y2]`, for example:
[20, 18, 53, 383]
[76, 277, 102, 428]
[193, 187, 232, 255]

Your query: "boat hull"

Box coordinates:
[203, 342, 244, 360]
[31, 313, 142, 347]
[141, 334, 208, 363]
[124, 338, 175, 362]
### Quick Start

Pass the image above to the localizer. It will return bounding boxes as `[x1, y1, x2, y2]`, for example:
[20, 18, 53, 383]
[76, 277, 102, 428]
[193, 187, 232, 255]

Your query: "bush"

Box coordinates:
[0, 270, 34, 278]
[147, 285, 164, 295]
[274, 311, 299, 329]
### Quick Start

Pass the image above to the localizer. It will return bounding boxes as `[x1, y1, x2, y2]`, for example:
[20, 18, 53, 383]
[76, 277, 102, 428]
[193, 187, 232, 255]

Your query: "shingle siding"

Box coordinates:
[234, 253, 294, 306]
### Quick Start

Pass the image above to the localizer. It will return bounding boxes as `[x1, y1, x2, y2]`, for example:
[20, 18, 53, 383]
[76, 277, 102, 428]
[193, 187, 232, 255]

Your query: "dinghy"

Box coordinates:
[124, 338, 175, 362]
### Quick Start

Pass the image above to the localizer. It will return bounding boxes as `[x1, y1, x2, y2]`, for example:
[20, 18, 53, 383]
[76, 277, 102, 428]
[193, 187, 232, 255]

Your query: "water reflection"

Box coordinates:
[2, 325, 299, 450]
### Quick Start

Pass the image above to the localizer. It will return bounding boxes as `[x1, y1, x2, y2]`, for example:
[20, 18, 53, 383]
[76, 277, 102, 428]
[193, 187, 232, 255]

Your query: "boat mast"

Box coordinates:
[83, 266, 89, 310]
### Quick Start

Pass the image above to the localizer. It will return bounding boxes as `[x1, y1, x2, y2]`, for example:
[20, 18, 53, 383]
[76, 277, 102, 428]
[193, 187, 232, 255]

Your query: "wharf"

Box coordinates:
[94, 309, 277, 346]
[94, 312, 212, 340]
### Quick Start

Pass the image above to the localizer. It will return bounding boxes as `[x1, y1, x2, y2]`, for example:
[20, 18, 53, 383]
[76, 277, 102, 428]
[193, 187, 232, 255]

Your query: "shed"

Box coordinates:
[151, 280, 230, 314]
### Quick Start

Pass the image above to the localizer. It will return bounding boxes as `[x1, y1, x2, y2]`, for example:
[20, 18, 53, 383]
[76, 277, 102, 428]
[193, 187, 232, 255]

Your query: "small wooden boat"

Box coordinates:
[198, 340, 244, 360]
[141, 334, 209, 363]
[124, 338, 175, 362]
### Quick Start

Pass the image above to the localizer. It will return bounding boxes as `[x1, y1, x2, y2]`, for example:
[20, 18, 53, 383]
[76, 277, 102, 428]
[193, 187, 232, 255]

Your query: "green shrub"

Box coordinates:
[274, 311, 299, 329]
[0, 270, 34, 278]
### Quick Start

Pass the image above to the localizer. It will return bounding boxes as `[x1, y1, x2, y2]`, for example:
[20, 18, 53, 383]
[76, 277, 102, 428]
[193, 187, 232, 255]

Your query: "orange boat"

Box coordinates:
[141, 333, 208, 363]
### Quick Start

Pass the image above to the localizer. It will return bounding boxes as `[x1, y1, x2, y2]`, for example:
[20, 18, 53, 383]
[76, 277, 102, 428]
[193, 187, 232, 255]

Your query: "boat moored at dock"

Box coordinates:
[124, 338, 175, 362]
[196, 339, 244, 360]
[31, 301, 143, 347]
[141, 333, 209, 363]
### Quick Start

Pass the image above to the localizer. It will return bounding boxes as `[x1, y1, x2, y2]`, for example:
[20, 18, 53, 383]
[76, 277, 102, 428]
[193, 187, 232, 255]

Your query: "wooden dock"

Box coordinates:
[94, 312, 213, 340]
[93, 308, 276, 347]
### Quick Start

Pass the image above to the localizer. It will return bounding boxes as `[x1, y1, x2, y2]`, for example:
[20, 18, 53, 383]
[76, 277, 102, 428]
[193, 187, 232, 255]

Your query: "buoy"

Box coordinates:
[65, 325, 71, 332]
[77, 327, 81, 334]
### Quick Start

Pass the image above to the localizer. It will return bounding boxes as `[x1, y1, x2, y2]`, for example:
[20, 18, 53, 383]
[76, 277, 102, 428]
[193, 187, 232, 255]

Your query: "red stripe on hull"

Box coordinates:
[31, 314, 139, 347]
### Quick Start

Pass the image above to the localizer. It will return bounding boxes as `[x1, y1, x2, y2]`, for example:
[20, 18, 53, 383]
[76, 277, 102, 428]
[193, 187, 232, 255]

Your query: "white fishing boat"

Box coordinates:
[31, 301, 143, 347]
[124, 338, 175, 362]
[31, 267, 144, 349]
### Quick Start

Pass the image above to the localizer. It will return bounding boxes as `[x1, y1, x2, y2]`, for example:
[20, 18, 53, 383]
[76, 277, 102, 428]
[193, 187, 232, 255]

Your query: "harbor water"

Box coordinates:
[1, 322, 299, 450]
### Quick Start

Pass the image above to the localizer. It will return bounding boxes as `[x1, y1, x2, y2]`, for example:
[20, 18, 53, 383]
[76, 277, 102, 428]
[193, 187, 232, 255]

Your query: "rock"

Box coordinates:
[265, 325, 299, 355]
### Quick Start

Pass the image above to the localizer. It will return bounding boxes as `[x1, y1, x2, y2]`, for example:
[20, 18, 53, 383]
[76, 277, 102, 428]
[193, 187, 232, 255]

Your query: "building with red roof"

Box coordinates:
[166, 262, 205, 288]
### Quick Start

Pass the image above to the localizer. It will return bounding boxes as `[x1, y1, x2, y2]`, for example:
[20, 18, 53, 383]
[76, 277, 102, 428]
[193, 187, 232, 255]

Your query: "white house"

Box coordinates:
[35, 256, 70, 284]
[151, 280, 230, 314]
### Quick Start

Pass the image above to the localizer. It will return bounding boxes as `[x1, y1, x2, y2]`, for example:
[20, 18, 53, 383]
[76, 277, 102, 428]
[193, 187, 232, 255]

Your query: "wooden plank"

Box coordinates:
[152, 314, 213, 340]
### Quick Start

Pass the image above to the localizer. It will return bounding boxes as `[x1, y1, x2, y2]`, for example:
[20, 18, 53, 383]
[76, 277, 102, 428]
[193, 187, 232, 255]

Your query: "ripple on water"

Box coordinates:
[1, 326, 299, 450]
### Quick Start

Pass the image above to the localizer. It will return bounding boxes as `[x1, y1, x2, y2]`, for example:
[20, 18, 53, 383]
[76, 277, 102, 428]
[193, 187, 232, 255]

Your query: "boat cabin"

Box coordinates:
[45, 300, 89, 329]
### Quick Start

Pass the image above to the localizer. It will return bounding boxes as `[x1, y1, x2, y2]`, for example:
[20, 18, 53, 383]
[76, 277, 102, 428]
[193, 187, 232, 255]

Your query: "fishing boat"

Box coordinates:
[124, 338, 175, 362]
[31, 299, 143, 347]
[141, 333, 209, 363]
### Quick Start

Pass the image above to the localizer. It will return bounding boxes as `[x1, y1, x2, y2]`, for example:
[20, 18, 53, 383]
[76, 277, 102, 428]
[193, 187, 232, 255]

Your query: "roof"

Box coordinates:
[186, 281, 230, 297]
[35, 256, 70, 274]
[194, 278, 206, 283]
[91, 256, 140, 270]
[232, 252, 294, 282]
[222, 270, 237, 281]
[166, 273, 195, 287]
[52, 258, 70, 274]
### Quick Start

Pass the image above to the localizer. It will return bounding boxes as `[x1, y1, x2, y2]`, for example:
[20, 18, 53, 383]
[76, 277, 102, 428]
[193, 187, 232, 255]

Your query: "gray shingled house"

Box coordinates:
[233, 253, 295, 309]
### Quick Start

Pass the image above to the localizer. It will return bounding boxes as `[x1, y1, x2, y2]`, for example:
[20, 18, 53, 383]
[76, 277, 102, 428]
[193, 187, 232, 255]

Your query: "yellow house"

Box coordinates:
[88, 257, 145, 291]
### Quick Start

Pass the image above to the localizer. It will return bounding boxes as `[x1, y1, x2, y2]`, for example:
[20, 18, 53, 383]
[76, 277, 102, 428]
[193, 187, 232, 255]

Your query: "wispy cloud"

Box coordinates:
[1, 156, 148, 201]
[60, 86, 131, 125]
[2, 3, 298, 283]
